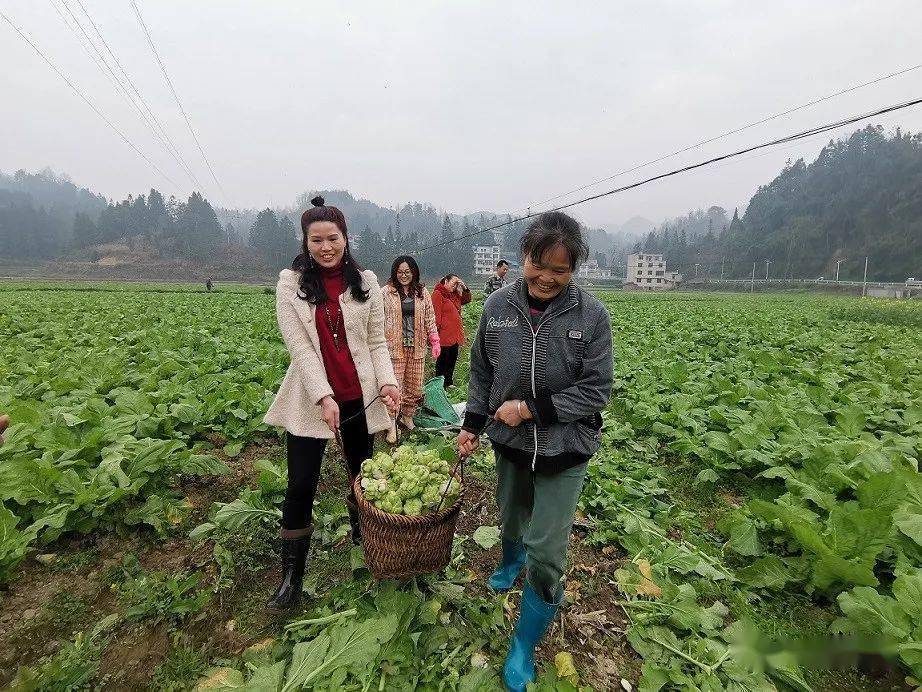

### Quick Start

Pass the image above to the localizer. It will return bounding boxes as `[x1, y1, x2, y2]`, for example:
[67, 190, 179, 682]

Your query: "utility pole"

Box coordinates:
[751, 262, 756, 293]
[720, 258, 725, 281]
[836, 258, 846, 282]
[694, 263, 700, 279]
[862, 256, 869, 297]
[765, 259, 772, 282]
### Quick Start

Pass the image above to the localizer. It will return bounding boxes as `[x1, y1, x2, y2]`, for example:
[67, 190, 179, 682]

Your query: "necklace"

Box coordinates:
[321, 302, 344, 351]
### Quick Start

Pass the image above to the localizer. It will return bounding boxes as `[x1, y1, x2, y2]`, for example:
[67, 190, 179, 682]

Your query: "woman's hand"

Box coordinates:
[380, 385, 400, 415]
[319, 396, 340, 432]
[0, 414, 8, 447]
[457, 429, 480, 458]
[429, 333, 441, 359]
[494, 400, 532, 428]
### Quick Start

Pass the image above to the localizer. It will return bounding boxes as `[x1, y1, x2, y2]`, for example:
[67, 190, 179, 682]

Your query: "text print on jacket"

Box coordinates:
[463, 278, 614, 470]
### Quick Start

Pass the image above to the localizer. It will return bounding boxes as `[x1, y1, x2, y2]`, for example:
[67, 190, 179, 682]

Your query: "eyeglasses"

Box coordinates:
[396, 270, 413, 276]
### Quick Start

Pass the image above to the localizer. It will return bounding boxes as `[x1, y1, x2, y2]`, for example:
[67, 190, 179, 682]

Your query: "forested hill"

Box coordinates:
[3, 125, 921, 281]
[639, 126, 922, 281]
[741, 126, 922, 279]
[0, 169, 106, 259]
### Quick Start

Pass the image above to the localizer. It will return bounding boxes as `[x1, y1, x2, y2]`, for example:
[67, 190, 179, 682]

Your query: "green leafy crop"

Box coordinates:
[360, 444, 461, 516]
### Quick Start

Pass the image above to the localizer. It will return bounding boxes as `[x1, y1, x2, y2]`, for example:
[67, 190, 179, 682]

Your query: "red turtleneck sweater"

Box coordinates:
[315, 264, 363, 403]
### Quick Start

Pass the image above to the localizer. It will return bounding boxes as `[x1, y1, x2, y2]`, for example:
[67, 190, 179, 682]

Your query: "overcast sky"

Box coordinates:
[3, 1, 922, 229]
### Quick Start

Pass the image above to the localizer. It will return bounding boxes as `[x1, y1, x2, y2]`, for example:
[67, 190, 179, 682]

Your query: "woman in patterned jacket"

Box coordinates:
[381, 256, 440, 442]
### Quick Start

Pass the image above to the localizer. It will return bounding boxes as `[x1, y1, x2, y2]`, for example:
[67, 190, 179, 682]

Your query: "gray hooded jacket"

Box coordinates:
[462, 278, 613, 471]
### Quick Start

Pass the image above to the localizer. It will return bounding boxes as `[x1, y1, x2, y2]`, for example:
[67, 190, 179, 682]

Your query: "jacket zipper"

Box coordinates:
[510, 297, 578, 471]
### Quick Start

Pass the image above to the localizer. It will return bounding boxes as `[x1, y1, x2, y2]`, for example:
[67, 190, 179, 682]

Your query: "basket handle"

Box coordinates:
[434, 453, 465, 514]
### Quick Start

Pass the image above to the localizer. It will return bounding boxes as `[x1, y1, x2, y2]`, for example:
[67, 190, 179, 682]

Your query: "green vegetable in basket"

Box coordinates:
[360, 445, 461, 516]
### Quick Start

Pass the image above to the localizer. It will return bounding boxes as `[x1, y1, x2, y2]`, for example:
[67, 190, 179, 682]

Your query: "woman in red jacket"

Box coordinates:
[431, 274, 472, 388]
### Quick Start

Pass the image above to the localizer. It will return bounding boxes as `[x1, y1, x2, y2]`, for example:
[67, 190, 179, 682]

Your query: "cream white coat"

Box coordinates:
[264, 268, 398, 438]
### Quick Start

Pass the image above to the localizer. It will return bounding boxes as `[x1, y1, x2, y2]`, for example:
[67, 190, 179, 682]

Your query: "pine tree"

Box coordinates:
[147, 189, 170, 237]
[275, 215, 299, 268]
[129, 194, 148, 237]
[728, 208, 744, 234]
[356, 224, 387, 275]
[72, 211, 98, 247]
[249, 208, 280, 256]
[176, 192, 223, 256]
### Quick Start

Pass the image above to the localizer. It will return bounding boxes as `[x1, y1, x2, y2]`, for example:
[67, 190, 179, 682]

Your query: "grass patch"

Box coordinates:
[9, 616, 118, 690]
[112, 558, 211, 626]
[151, 640, 209, 691]
[51, 547, 101, 574]
[45, 590, 93, 632]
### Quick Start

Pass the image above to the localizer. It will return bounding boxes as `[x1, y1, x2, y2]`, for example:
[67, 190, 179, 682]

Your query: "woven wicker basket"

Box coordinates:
[352, 473, 464, 580]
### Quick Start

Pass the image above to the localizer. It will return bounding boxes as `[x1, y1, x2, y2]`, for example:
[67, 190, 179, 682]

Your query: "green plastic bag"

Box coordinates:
[413, 377, 462, 429]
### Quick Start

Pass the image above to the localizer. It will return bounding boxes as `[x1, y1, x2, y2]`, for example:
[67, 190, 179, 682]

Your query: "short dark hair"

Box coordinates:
[496, 260, 510, 268]
[520, 211, 589, 270]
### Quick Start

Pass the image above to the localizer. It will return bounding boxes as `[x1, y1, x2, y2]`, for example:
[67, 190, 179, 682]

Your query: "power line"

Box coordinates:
[0, 8, 178, 188]
[129, 0, 225, 202]
[53, 0, 122, 92]
[71, 0, 203, 188]
[48, 0, 201, 189]
[511, 62, 922, 215]
[414, 96, 922, 255]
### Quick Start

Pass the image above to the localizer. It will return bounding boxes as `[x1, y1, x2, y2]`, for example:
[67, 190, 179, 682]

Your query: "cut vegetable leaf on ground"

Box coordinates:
[472, 525, 501, 549]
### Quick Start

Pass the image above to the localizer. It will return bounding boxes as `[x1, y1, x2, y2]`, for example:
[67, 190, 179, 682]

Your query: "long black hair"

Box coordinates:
[520, 211, 589, 270]
[389, 255, 424, 298]
[292, 196, 369, 304]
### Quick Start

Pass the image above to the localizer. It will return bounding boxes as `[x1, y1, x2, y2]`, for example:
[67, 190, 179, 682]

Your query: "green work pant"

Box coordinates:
[495, 452, 588, 602]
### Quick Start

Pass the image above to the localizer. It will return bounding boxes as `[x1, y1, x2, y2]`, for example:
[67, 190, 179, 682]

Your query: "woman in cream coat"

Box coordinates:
[264, 196, 399, 611]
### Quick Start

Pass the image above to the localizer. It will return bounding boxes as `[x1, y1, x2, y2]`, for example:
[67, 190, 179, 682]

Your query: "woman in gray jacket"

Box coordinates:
[458, 211, 613, 692]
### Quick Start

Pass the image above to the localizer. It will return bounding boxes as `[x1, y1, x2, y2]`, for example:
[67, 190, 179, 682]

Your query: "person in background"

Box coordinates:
[483, 259, 510, 297]
[0, 414, 8, 446]
[457, 211, 613, 691]
[263, 196, 400, 612]
[205, 278, 213, 292]
[431, 274, 471, 389]
[382, 256, 440, 443]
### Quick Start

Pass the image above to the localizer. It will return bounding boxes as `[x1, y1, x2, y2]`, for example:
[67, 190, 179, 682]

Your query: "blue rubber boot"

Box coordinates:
[503, 583, 561, 692]
[488, 539, 526, 592]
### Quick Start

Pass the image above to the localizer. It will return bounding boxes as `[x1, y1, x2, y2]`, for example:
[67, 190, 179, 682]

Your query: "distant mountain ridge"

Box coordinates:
[4, 124, 920, 280]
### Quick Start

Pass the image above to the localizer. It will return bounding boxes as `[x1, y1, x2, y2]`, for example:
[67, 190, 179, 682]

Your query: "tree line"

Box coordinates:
[4, 125, 920, 280]
[0, 173, 506, 277]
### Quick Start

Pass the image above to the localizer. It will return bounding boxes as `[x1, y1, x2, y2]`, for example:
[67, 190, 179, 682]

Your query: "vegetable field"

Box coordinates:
[1, 283, 920, 691]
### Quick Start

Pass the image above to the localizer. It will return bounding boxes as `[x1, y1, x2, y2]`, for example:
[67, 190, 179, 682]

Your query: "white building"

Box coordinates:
[473, 245, 504, 276]
[576, 258, 613, 280]
[626, 253, 682, 290]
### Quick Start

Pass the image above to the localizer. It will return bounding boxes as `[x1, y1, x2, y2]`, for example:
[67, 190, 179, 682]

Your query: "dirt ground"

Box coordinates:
[0, 435, 640, 691]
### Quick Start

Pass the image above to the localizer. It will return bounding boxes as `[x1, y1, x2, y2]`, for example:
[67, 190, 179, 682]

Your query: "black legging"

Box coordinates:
[282, 398, 374, 530]
[435, 344, 460, 388]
